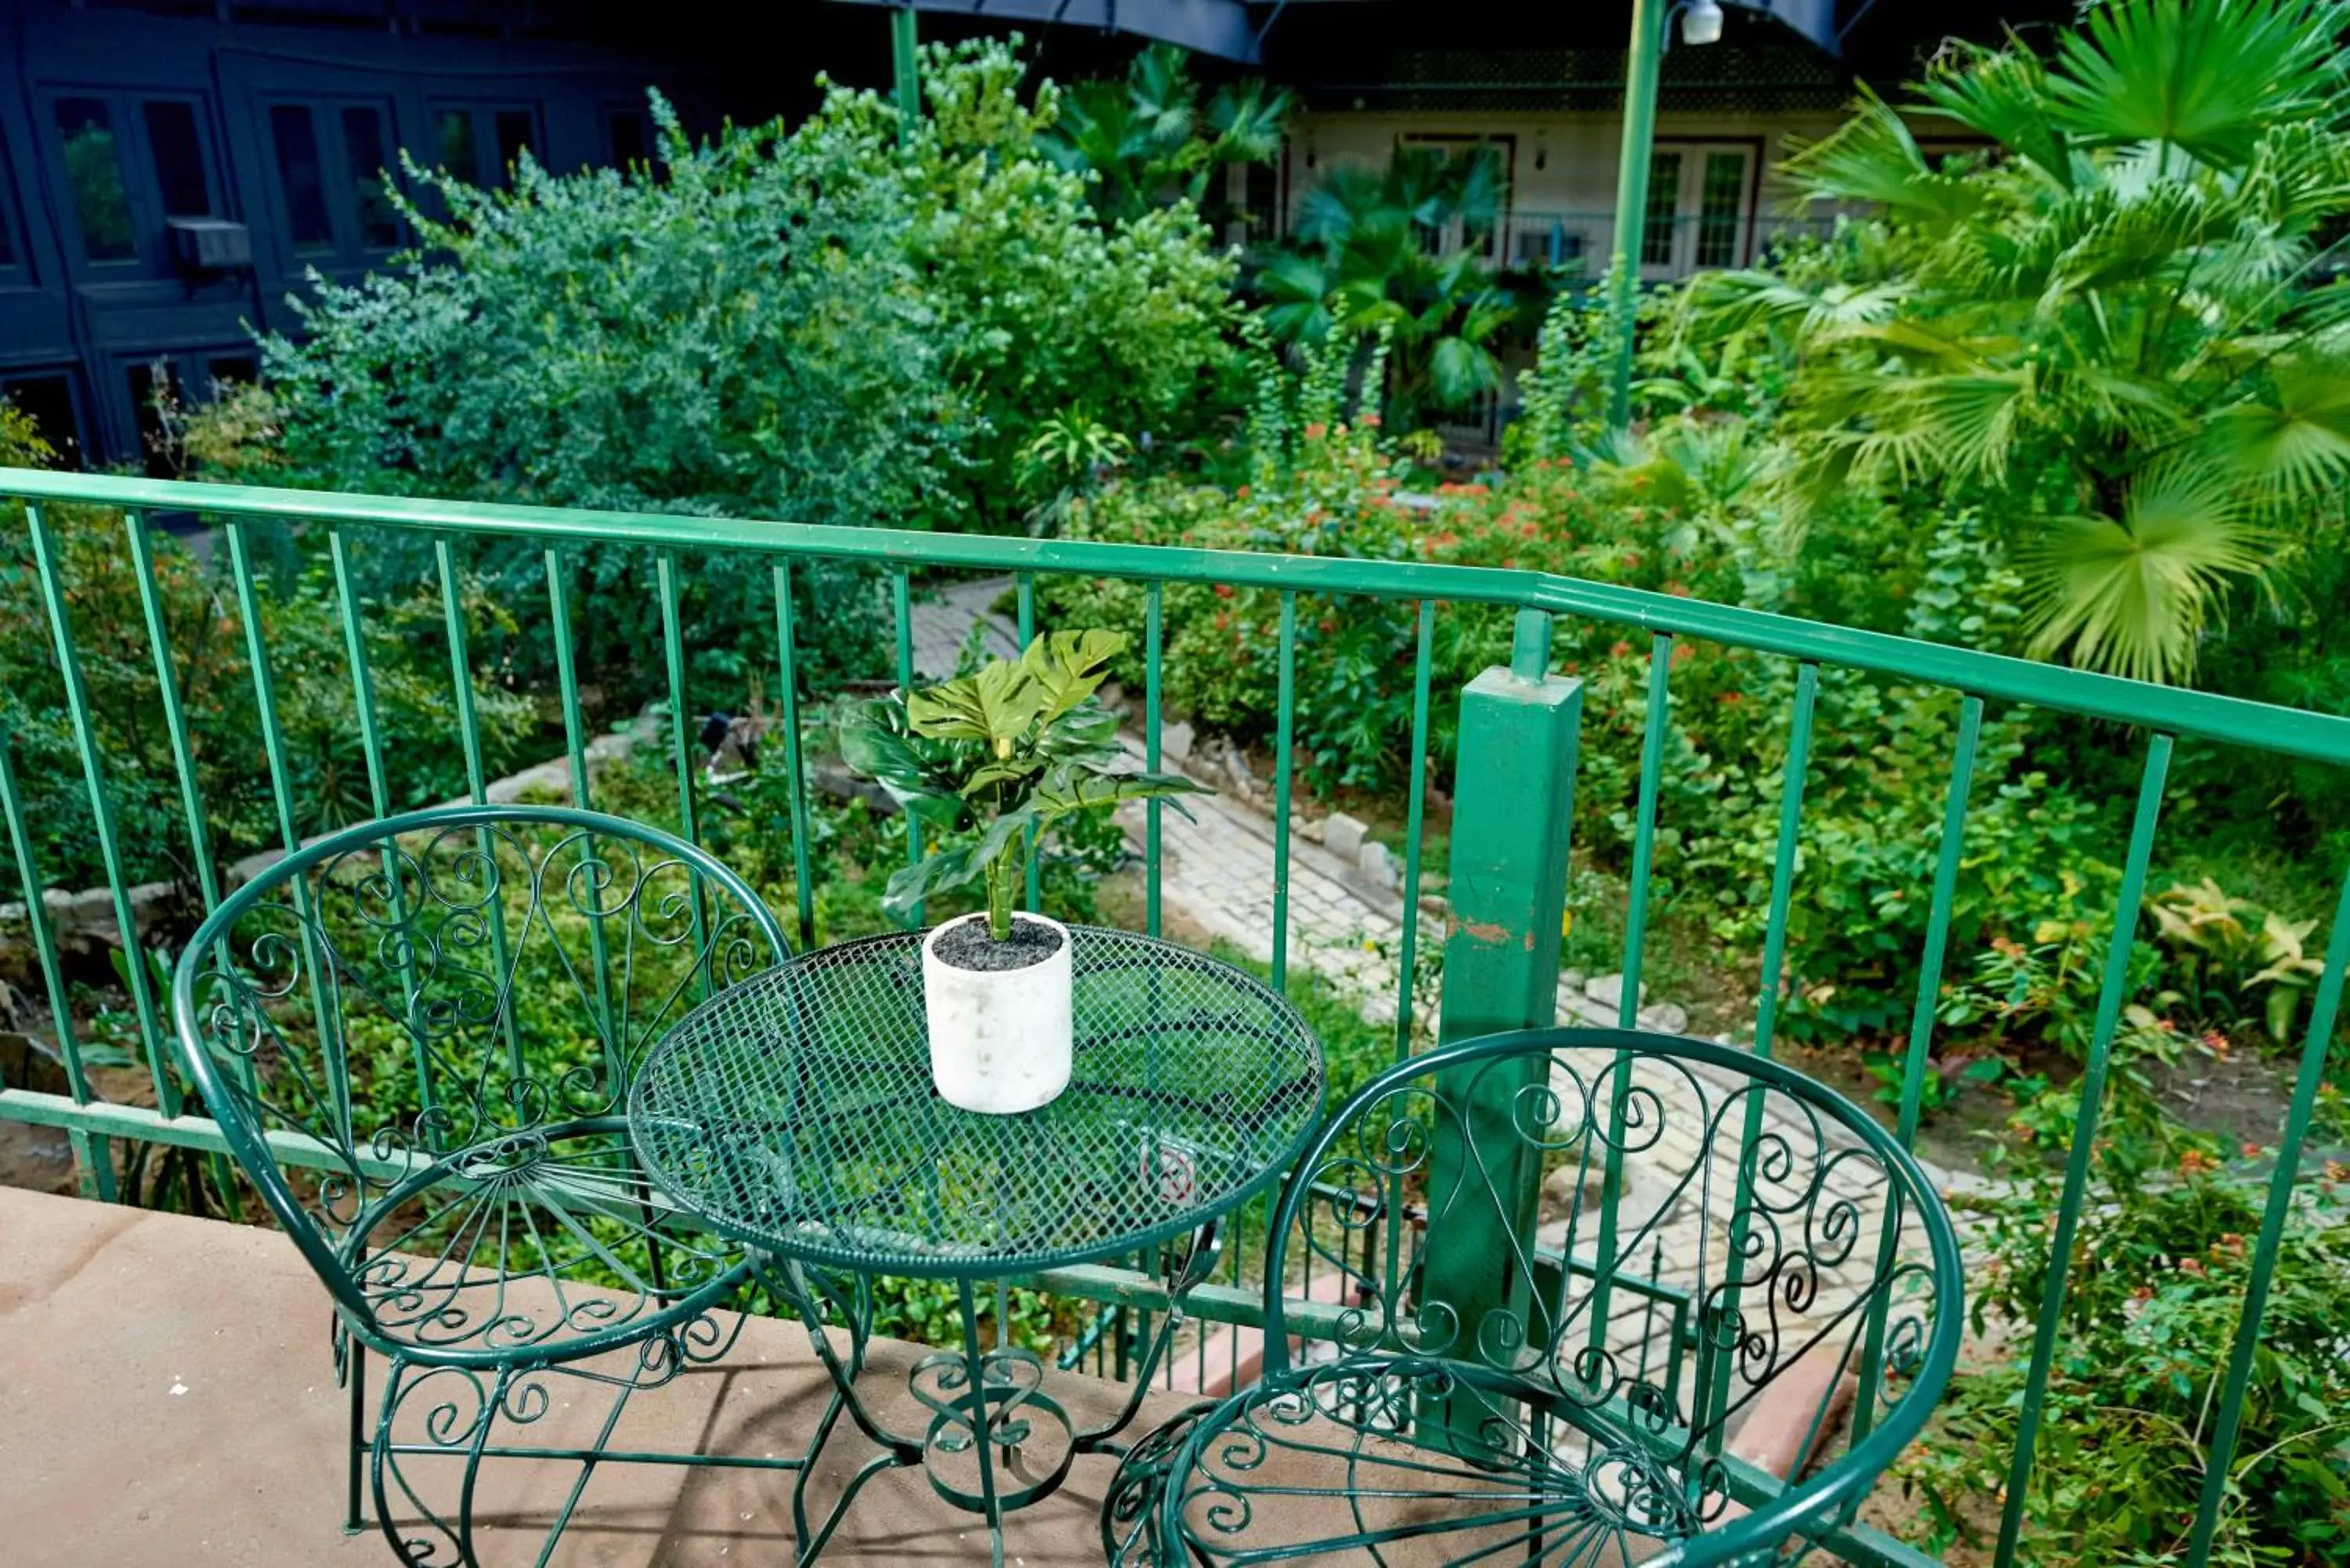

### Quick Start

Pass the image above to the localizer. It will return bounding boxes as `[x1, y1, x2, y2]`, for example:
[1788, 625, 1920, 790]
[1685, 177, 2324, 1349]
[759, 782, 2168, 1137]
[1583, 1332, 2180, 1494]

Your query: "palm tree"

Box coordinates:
[1036, 45, 1290, 227]
[1261, 145, 1521, 431]
[1683, 0, 2350, 684]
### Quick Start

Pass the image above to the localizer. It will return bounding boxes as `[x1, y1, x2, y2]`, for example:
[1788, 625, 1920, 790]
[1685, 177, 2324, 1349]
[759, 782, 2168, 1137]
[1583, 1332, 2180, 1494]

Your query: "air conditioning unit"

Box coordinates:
[165, 218, 252, 273]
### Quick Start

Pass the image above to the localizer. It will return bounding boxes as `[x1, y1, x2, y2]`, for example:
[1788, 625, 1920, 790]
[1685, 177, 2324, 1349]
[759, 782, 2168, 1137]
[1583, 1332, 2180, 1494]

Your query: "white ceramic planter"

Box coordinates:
[920, 912, 1073, 1114]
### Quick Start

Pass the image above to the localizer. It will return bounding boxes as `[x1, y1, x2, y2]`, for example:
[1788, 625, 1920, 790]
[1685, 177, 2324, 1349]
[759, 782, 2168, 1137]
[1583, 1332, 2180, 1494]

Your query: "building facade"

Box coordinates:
[0, 0, 761, 469]
[1, 1, 2058, 468]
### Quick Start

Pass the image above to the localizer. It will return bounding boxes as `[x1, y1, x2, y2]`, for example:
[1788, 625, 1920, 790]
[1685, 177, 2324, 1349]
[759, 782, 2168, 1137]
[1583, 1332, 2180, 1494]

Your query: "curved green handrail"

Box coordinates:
[7, 466, 2348, 764]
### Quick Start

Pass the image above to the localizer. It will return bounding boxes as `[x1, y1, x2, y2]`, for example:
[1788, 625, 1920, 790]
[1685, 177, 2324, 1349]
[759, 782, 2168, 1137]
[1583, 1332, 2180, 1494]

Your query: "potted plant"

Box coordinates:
[839, 630, 1209, 1113]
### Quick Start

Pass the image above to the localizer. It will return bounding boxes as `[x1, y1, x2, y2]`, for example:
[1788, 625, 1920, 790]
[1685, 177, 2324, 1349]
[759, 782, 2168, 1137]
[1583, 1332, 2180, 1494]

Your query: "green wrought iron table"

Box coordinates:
[627, 925, 1324, 1565]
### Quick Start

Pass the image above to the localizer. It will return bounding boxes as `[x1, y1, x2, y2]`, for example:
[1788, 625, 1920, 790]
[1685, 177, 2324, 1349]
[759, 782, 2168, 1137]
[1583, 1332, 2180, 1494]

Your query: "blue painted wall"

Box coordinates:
[0, 0, 741, 468]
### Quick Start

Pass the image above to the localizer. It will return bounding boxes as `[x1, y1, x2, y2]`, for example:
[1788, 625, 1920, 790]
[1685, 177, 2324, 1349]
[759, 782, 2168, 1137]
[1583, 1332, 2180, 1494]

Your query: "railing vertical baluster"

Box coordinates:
[1694, 661, 1818, 1457]
[1394, 599, 1436, 1061]
[1271, 593, 1296, 995]
[331, 529, 435, 1129]
[1144, 581, 1163, 941]
[1850, 694, 1983, 1450]
[547, 547, 619, 1050]
[126, 512, 223, 917]
[894, 569, 922, 927]
[434, 539, 492, 806]
[653, 551, 700, 847]
[1587, 632, 1672, 1349]
[1018, 574, 1039, 913]
[0, 735, 114, 1200]
[128, 510, 245, 1215]
[2182, 857, 2350, 1565]
[654, 549, 714, 999]
[772, 562, 818, 952]
[229, 519, 354, 1143]
[1618, 634, 1673, 1027]
[1134, 578, 1166, 1379]
[328, 532, 393, 820]
[1994, 733, 2175, 1568]
[24, 502, 181, 1124]
[433, 535, 525, 1079]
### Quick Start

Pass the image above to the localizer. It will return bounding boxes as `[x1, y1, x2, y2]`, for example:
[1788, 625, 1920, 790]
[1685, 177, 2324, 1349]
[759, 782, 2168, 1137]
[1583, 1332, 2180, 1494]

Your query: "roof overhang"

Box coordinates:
[829, 0, 1278, 63]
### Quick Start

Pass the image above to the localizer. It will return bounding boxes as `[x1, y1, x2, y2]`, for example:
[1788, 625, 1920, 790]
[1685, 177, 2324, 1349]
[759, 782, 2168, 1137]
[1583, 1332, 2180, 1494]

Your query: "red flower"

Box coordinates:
[1610, 640, 1633, 658]
[1213, 583, 1235, 600]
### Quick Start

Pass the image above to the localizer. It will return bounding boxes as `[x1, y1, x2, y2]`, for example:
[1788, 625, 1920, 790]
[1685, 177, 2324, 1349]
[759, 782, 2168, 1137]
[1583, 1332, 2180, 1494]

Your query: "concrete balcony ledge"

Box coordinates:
[0, 1187, 1175, 1566]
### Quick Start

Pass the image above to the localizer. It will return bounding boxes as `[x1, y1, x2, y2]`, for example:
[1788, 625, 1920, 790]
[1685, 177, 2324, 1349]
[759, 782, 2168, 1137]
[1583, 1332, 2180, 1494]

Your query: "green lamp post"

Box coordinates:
[891, 5, 920, 141]
[1604, 0, 1726, 429]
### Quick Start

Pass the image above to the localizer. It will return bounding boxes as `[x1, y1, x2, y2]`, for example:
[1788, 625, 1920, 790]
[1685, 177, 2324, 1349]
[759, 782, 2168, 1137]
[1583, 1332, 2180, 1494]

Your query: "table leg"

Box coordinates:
[754, 1223, 1224, 1561]
[956, 1277, 1009, 1568]
[1074, 1219, 1225, 1453]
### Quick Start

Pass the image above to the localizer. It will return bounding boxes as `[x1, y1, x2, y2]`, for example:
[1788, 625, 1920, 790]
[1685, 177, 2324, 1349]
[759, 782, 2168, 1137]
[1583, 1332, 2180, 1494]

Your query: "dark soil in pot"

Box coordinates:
[932, 913, 1065, 972]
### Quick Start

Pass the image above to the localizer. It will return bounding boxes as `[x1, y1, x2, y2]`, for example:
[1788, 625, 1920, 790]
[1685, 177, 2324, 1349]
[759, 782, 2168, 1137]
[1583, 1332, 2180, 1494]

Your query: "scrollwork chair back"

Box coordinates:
[1141, 1027, 1962, 1566]
[170, 804, 791, 1366]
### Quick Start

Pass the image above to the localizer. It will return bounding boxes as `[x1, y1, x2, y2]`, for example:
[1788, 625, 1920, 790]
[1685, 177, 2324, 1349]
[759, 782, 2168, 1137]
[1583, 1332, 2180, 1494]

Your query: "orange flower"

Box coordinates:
[1303, 422, 1327, 440]
[1610, 640, 1633, 658]
[1235, 485, 1251, 499]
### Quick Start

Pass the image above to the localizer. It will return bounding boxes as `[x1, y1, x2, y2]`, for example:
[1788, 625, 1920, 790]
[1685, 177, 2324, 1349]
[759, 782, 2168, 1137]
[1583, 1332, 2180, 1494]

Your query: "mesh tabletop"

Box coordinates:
[627, 927, 1325, 1277]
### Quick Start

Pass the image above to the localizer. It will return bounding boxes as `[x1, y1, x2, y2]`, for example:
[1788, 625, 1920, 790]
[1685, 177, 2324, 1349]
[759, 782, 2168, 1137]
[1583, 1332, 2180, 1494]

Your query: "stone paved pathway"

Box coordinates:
[909, 576, 1022, 679]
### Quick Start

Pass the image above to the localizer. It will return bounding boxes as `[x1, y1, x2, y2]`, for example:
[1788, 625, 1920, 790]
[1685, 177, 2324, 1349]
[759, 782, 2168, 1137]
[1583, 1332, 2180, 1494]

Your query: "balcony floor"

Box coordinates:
[0, 1186, 1188, 1566]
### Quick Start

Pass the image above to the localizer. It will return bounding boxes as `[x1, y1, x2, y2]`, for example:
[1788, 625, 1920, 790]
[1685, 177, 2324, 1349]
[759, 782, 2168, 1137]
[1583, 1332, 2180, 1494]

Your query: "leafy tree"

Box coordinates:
[1036, 44, 1290, 226]
[1683, 0, 2350, 684]
[1261, 145, 1523, 430]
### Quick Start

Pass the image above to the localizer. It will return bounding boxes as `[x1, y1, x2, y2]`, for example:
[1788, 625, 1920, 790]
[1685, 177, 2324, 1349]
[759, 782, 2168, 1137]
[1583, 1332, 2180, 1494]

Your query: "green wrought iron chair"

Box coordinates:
[169, 804, 791, 1566]
[1104, 1026, 1964, 1567]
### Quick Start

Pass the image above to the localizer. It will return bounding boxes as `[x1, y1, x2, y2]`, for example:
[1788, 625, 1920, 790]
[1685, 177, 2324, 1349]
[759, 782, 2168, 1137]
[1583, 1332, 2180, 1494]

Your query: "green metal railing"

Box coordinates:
[1, 468, 2345, 1568]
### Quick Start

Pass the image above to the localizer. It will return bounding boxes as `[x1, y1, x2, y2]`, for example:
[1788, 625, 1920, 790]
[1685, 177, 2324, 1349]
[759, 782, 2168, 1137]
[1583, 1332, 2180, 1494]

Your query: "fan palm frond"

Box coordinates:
[2045, 0, 2345, 168]
[2020, 462, 2263, 682]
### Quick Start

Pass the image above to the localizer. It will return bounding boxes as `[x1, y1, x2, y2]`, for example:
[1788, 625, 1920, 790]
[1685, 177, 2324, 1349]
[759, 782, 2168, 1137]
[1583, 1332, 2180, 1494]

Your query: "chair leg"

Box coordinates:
[373, 1356, 494, 1568]
[345, 1338, 368, 1534]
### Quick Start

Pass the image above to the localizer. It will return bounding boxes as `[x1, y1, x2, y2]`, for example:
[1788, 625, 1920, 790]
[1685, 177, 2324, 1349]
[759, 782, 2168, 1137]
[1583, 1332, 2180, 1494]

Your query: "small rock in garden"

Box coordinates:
[1223, 750, 1254, 792]
[1638, 1001, 1690, 1035]
[1297, 816, 1325, 844]
[1359, 840, 1400, 889]
[1160, 721, 1195, 764]
[1561, 969, 1587, 993]
[1324, 812, 1368, 861]
[1418, 893, 1451, 919]
[1586, 973, 1648, 1010]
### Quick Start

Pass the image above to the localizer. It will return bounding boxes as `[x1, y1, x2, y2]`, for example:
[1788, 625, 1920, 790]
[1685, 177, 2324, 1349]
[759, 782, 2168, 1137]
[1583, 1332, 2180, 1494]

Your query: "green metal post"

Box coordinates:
[1606, 0, 1668, 429]
[1423, 609, 1582, 1426]
[891, 6, 920, 140]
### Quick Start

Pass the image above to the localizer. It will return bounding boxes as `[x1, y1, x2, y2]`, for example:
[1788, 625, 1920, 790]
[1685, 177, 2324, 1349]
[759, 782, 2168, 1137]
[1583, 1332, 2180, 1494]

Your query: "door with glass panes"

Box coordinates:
[1637, 143, 1755, 280]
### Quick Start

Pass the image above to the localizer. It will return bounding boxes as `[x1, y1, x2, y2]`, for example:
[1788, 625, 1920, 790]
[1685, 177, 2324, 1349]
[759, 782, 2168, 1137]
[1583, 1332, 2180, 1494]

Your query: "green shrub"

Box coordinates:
[189, 40, 1241, 721]
[1894, 1068, 2350, 1565]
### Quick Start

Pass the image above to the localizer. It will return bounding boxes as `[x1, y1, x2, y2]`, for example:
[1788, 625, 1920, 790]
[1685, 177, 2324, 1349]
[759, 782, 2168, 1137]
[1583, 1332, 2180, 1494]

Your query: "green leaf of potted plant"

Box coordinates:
[839, 629, 1212, 1112]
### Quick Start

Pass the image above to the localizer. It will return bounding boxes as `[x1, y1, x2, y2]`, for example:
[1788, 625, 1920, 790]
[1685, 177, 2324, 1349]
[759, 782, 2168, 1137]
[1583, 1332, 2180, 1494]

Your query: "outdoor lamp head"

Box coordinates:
[1682, 0, 1726, 45]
